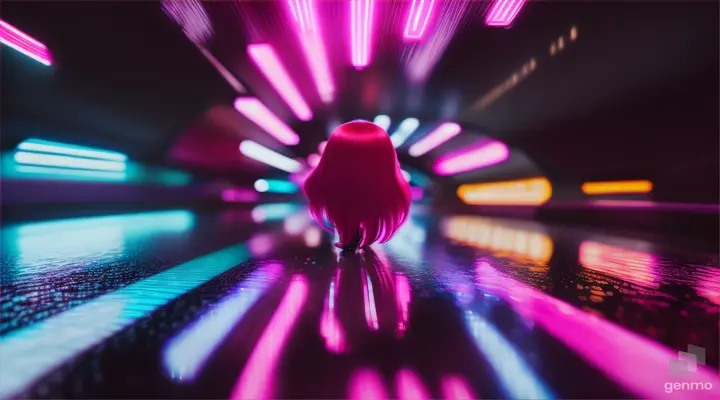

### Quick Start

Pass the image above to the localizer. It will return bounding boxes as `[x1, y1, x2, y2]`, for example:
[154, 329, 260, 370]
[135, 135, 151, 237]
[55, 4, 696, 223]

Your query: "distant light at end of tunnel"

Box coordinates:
[457, 177, 552, 206]
[373, 115, 391, 131]
[408, 122, 461, 157]
[247, 44, 313, 121]
[581, 180, 653, 196]
[485, 0, 528, 27]
[239, 141, 302, 173]
[403, 0, 438, 40]
[0, 19, 53, 66]
[434, 141, 509, 176]
[233, 98, 300, 146]
[350, 0, 375, 69]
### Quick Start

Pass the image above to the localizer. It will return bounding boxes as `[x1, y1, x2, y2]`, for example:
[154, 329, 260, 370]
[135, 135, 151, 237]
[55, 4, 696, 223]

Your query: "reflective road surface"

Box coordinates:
[1, 204, 719, 399]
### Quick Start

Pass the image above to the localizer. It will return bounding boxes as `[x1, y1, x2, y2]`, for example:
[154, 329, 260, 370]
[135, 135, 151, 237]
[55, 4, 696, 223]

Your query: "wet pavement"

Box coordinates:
[0, 204, 718, 399]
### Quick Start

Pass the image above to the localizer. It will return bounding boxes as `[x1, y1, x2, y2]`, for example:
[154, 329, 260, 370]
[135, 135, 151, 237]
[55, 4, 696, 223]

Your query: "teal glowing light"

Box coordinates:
[0, 243, 251, 400]
[17, 138, 128, 161]
[13, 165, 128, 181]
[401, 165, 431, 188]
[251, 203, 300, 223]
[254, 179, 298, 194]
[14, 151, 127, 171]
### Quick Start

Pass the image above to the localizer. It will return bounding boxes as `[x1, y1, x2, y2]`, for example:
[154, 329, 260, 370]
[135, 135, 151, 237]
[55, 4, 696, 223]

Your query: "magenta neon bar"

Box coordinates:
[403, 0, 437, 40]
[485, 0, 528, 27]
[0, 19, 52, 66]
[350, 0, 375, 69]
[434, 141, 509, 175]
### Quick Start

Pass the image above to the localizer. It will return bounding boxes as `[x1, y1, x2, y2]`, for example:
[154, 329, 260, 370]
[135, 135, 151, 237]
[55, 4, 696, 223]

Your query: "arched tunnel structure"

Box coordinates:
[1, 1, 718, 399]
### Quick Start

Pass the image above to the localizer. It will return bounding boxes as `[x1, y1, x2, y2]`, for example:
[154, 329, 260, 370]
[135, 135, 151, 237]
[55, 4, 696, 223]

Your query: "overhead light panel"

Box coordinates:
[234, 97, 300, 146]
[0, 19, 52, 66]
[403, 0, 437, 40]
[434, 141, 509, 176]
[485, 0, 528, 27]
[239, 140, 302, 173]
[390, 118, 420, 148]
[248, 44, 312, 121]
[350, 0, 375, 69]
[408, 122, 461, 157]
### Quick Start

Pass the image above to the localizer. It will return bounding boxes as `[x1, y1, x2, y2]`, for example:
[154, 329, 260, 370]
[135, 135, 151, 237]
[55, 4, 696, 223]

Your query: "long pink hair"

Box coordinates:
[304, 120, 412, 247]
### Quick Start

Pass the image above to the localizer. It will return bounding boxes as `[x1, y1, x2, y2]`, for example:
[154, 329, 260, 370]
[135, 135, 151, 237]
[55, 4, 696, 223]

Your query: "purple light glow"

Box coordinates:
[248, 44, 313, 121]
[395, 369, 431, 400]
[351, 0, 375, 69]
[434, 141, 509, 176]
[234, 98, 300, 146]
[485, 0, 527, 27]
[230, 276, 309, 400]
[475, 261, 720, 399]
[287, 0, 335, 103]
[440, 375, 477, 400]
[395, 273, 411, 337]
[411, 187, 424, 201]
[221, 188, 259, 203]
[408, 122, 461, 157]
[307, 153, 321, 168]
[349, 368, 389, 400]
[403, 0, 437, 40]
[0, 19, 52, 66]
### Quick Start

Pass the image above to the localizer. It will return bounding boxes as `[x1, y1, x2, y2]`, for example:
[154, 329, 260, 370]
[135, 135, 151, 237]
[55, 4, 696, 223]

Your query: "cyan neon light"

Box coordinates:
[14, 151, 127, 171]
[12, 165, 128, 181]
[250, 203, 299, 223]
[401, 166, 431, 188]
[163, 263, 282, 381]
[254, 179, 298, 194]
[17, 139, 128, 161]
[390, 118, 420, 148]
[0, 243, 250, 399]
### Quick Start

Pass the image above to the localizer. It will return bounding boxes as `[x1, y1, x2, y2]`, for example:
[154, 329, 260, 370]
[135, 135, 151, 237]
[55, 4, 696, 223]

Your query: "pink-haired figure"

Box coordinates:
[304, 120, 412, 251]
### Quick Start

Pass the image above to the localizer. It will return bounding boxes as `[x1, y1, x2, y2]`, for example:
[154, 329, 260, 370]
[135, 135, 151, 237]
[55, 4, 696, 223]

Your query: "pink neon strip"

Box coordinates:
[474, 261, 720, 400]
[579, 241, 659, 288]
[408, 122, 461, 157]
[349, 368, 389, 400]
[318, 141, 327, 154]
[361, 268, 379, 330]
[395, 274, 411, 337]
[395, 369, 431, 400]
[230, 276, 309, 400]
[440, 375, 478, 400]
[320, 269, 346, 353]
[287, 0, 335, 103]
[351, 0, 375, 69]
[233, 97, 300, 146]
[221, 188, 259, 203]
[485, 0, 528, 27]
[0, 20, 52, 66]
[248, 44, 312, 121]
[403, 0, 437, 40]
[434, 141, 509, 176]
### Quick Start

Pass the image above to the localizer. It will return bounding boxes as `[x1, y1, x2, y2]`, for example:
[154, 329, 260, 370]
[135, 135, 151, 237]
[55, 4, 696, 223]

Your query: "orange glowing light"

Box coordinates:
[442, 216, 554, 265]
[579, 241, 658, 288]
[581, 180, 653, 195]
[457, 177, 552, 206]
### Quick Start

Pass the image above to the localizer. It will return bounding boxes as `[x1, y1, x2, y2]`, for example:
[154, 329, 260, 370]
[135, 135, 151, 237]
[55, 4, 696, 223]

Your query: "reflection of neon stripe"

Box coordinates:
[0, 244, 250, 399]
[320, 270, 346, 353]
[361, 269, 379, 330]
[475, 261, 720, 400]
[163, 264, 282, 381]
[395, 369, 430, 400]
[230, 276, 308, 400]
[440, 375, 477, 400]
[395, 274, 411, 337]
[349, 368, 388, 400]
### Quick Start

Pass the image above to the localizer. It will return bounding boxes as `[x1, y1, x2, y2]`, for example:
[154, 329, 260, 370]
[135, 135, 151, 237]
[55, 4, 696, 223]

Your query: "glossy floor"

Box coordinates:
[0, 204, 718, 399]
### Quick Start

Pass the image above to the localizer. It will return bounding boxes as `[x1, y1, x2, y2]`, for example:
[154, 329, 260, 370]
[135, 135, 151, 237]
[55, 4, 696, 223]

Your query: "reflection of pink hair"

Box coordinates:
[304, 120, 411, 248]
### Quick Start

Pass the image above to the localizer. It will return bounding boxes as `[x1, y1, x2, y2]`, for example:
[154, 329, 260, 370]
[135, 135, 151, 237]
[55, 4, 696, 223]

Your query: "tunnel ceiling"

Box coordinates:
[2, 1, 718, 188]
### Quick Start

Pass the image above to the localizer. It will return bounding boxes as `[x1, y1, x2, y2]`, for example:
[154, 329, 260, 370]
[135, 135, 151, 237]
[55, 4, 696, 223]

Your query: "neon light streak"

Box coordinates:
[456, 177, 553, 206]
[395, 274, 411, 337]
[11, 165, 128, 181]
[408, 122, 461, 157]
[320, 269, 346, 353]
[0, 244, 251, 400]
[307, 153, 321, 167]
[373, 114, 391, 131]
[581, 180, 653, 195]
[403, 0, 437, 40]
[253, 179, 298, 194]
[440, 375, 477, 400]
[434, 141, 509, 175]
[0, 19, 52, 66]
[239, 140, 302, 173]
[390, 118, 420, 148]
[248, 44, 312, 121]
[234, 98, 300, 146]
[250, 203, 299, 223]
[395, 369, 431, 400]
[485, 0, 528, 27]
[17, 138, 127, 161]
[361, 268, 379, 330]
[163, 264, 282, 381]
[287, 0, 335, 103]
[222, 188, 259, 203]
[474, 261, 720, 400]
[14, 152, 127, 172]
[230, 275, 309, 400]
[351, 0, 375, 69]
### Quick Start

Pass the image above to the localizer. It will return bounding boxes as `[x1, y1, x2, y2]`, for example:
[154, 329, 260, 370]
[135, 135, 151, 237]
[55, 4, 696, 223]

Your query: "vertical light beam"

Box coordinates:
[351, 0, 375, 69]
[403, 0, 437, 40]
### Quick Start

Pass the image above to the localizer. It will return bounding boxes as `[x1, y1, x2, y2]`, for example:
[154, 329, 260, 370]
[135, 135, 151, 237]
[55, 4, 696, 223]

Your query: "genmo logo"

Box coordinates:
[665, 344, 713, 394]
[664, 381, 713, 394]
